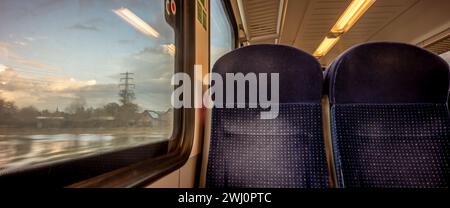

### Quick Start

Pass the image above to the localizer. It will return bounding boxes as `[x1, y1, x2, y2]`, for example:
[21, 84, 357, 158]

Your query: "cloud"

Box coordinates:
[67, 17, 106, 33]
[124, 46, 174, 82]
[50, 78, 97, 92]
[0, 64, 6, 73]
[24, 36, 47, 42]
[68, 23, 100, 31]
[0, 43, 62, 71]
[161, 44, 175, 56]
[0, 67, 95, 92]
[13, 57, 62, 71]
[0, 66, 102, 110]
[14, 41, 27, 46]
[24, 37, 35, 42]
[0, 42, 12, 57]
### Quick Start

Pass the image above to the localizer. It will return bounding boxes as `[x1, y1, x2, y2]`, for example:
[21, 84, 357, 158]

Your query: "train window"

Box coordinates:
[0, 0, 174, 174]
[440, 51, 450, 64]
[210, 0, 234, 68]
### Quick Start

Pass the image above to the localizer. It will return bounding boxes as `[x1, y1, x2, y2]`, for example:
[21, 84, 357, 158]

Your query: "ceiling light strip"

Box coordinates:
[313, 0, 376, 58]
[113, 7, 160, 38]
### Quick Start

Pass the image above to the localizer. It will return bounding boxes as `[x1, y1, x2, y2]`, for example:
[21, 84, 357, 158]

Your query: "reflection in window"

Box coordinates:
[0, 0, 174, 172]
[210, 0, 233, 69]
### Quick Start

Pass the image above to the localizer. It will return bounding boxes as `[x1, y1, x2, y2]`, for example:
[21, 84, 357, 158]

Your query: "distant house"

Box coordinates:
[136, 110, 160, 127]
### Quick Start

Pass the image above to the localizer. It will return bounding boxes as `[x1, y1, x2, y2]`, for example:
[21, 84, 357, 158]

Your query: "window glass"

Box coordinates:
[210, 0, 233, 68]
[440, 51, 450, 64]
[0, 0, 174, 172]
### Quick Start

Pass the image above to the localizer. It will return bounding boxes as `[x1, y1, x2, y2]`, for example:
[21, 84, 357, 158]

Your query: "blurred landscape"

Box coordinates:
[0, 96, 173, 172]
[0, 74, 173, 172]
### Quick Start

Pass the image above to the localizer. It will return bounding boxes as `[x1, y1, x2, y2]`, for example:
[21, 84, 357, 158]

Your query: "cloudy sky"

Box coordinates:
[0, 0, 175, 112]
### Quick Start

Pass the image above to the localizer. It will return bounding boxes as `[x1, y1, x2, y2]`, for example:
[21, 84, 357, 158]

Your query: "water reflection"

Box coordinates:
[0, 128, 170, 172]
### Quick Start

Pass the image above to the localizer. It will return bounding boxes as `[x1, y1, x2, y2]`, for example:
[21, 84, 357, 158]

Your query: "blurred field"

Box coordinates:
[0, 127, 172, 172]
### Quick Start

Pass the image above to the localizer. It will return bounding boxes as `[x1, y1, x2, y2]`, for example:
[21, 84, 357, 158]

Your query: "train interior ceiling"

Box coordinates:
[0, 0, 449, 188]
[234, 0, 450, 65]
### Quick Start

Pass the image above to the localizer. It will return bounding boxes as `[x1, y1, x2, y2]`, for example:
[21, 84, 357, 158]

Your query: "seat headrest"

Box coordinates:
[327, 42, 450, 104]
[212, 44, 323, 103]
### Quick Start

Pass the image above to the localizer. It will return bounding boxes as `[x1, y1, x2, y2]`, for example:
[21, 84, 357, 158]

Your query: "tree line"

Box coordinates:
[0, 98, 144, 128]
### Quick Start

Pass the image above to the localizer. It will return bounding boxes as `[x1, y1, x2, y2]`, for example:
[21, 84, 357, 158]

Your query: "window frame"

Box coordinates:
[209, 0, 239, 71]
[221, 0, 239, 49]
[0, 0, 196, 187]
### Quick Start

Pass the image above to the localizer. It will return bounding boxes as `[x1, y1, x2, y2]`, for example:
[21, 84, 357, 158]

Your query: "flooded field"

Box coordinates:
[0, 127, 171, 172]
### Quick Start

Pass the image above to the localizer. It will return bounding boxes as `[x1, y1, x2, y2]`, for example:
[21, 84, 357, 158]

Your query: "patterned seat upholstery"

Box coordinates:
[206, 45, 329, 188]
[327, 42, 450, 188]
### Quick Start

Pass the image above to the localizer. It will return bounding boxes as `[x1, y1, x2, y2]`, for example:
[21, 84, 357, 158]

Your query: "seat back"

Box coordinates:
[327, 42, 450, 188]
[206, 45, 329, 188]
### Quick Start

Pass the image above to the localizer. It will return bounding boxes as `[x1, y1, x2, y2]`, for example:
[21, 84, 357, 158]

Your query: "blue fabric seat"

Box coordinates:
[327, 42, 450, 188]
[206, 45, 329, 188]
